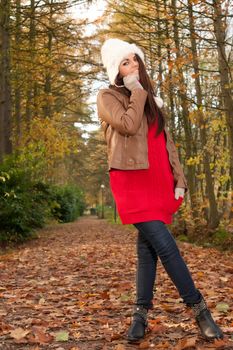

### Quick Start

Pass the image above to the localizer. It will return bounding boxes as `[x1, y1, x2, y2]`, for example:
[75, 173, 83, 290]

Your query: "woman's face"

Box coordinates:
[118, 53, 139, 78]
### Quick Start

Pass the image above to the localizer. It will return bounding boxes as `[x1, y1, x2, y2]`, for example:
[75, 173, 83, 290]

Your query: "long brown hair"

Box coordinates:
[109, 53, 166, 137]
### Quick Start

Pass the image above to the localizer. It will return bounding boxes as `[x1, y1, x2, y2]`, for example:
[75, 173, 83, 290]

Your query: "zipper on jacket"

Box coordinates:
[124, 135, 127, 148]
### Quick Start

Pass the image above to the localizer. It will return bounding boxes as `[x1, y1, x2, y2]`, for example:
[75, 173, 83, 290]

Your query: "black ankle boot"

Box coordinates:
[127, 305, 148, 343]
[189, 297, 223, 340]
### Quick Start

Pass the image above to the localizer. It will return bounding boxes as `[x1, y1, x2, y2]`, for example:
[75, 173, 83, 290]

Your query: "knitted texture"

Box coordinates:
[101, 38, 144, 85]
[109, 118, 183, 224]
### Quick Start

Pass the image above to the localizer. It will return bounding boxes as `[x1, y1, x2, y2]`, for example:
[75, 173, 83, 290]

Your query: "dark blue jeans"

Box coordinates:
[133, 220, 202, 310]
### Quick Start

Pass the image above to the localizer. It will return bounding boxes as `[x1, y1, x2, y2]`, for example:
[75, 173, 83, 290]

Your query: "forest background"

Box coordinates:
[0, 0, 232, 248]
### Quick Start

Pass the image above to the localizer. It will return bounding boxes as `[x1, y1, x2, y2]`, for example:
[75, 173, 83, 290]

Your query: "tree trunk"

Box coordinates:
[25, 0, 36, 129]
[155, 1, 163, 97]
[212, 0, 233, 215]
[171, 0, 200, 222]
[0, 0, 12, 162]
[14, 0, 22, 148]
[188, 0, 219, 228]
[43, 0, 53, 118]
[163, 0, 176, 133]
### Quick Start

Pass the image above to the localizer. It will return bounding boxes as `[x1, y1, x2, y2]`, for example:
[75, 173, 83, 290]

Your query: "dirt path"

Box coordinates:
[0, 216, 232, 350]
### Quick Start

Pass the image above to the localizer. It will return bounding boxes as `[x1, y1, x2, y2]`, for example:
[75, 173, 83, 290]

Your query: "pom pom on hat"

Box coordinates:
[100, 38, 145, 85]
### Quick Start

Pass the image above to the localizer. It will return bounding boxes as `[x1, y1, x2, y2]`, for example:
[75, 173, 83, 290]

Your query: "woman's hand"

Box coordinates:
[175, 187, 185, 200]
[123, 73, 143, 91]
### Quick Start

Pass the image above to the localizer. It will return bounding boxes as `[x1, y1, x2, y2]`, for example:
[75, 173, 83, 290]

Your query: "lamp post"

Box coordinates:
[100, 184, 105, 219]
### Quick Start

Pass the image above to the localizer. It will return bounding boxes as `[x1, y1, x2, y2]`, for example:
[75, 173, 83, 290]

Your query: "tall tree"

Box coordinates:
[0, 0, 12, 161]
[187, 0, 219, 228]
[212, 0, 233, 189]
[14, 0, 22, 147]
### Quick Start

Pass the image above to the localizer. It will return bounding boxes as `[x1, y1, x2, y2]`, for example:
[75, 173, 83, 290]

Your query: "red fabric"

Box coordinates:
[109, 118, 183, 224]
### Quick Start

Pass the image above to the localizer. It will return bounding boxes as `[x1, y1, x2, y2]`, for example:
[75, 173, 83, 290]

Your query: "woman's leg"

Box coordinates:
[129, 220, 223, 341]
[127, 230, 157, 342]
[133, 220, 202, 304]
[136, 230, 158, 309]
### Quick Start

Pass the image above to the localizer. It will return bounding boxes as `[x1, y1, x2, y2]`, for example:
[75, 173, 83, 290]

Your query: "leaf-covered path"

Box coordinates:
[0, 216, 233, 350]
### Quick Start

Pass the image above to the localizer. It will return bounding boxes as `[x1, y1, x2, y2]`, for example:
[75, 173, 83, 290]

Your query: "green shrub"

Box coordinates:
[177, 234, 189, 242]
[51, 184, 85, 223]
[0, 170, 52, 245]
[212, 228, 232, 245]
[0, 153, 86, 246]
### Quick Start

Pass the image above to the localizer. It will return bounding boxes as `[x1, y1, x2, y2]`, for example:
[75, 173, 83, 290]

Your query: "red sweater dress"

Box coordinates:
[109, 118, 183, 225]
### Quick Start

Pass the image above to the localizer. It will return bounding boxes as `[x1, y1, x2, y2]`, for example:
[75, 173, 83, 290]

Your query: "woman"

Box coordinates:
[97, 38, 223, 343]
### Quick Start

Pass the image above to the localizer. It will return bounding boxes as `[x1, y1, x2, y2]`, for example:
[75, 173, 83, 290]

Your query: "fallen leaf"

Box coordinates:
[10, 327, 30, 341]
[219, 277, 228, 282]
[139, 340, 150, 349]
[88, 303, 102, 309]
[212, 338, 230, 348]
[99, 290, 110, 299]
[156, 341, 171, 348]
[120, 293, 130, 301]
[114, 344, 125, 350]
[0, 310, 7, 316]
[55, 330, 69, 342]
[38, 297, 46, 304]
[111, 332, 122, 340]
[0, 321, 12, 332]
[149, 318, 162, 325]
[72, 331, 81, 339]
[28, 327, 54, 344]
[216, 302, 229, 313]
[174, 336, 197, 350]
[150, 324, 167, 333]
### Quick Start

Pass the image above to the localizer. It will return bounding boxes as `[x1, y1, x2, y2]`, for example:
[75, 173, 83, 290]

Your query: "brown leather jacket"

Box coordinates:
[97, 87, 188, 193]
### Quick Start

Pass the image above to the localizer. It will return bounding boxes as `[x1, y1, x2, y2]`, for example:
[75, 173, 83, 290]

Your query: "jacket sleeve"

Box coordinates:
[165, 127, 188, 193]
[97, 88, 148, 136]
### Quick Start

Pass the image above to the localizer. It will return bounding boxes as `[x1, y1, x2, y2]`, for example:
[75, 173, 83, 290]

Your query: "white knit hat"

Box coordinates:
[100, 38, 145, 85]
